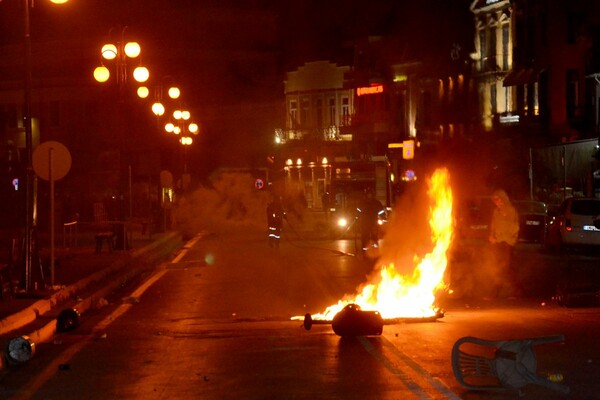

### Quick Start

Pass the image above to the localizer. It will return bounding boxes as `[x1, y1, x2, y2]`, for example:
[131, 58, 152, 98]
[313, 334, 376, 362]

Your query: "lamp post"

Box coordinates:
[164, 109, 198, 189]
[136, 76, 181, 119]
[93, 27, 149, 97]
[22, 0, 69, 293]
[93, 28, 149, 223]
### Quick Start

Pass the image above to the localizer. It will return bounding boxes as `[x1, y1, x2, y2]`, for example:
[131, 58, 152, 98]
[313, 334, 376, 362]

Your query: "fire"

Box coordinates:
[302, 168, 453, 320]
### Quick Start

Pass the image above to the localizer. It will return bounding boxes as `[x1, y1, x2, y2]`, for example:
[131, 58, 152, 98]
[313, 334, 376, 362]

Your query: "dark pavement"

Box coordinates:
[0, 228, 182, 368]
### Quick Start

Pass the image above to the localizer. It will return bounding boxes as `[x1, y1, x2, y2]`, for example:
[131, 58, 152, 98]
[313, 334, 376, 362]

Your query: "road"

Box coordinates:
[0, 229, 599, 399]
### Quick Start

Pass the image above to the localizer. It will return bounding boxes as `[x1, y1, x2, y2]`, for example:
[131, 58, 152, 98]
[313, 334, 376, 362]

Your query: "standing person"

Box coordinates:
[357, 190, 384, 251]
[266, 196, 285, 248]
[488, 189, 520, 297]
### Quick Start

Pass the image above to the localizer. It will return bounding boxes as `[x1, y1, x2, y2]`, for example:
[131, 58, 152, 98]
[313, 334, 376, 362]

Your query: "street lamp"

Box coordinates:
[93, 27, 149, 98]
[163, 109, 199, 187]
[22, 0, 70, 293]
[136, 76, 181, 118]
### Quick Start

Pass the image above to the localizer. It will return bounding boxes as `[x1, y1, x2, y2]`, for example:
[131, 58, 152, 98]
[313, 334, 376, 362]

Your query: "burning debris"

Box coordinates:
[295, 168, 453, 331]
[302, 303, 445, 337]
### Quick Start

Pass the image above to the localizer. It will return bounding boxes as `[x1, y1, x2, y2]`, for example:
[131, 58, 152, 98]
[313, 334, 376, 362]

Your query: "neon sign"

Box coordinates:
[357, 84, 384, 96]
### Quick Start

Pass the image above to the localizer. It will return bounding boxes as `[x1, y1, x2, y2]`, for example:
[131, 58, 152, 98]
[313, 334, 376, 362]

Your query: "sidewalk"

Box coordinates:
[0, 229, 182, 367]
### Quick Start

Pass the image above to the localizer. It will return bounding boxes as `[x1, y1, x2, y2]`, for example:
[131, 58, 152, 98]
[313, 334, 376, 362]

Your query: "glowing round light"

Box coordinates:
[188, 123, 199, 134]
[93, 66, 110, 82]
[101, 44, 117, 60]
[173, 126, 181, 135]
[180, 137, 193, 145]
[137, 86, 149, 98]
[152, 102, 165, 116]
[133, 66, 149, 83]
[124, 42, 141, 58]
[181, 111, 191, 120]
[49, 0, 69, 4]
[165, 123, 175, 133]
[173, 110, 182, 120]
[286, 159, 293, 166]
[296, 158, 302, 166]
[322, 157, 328, 165]
[168, 87, 180, 99]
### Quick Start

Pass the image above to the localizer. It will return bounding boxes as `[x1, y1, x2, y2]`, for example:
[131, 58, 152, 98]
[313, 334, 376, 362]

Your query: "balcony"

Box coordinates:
[274, 126, 352, 144]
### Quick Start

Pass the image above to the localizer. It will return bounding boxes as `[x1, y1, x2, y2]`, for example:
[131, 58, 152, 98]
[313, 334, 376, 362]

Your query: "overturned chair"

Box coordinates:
[451, 335, 570, 395]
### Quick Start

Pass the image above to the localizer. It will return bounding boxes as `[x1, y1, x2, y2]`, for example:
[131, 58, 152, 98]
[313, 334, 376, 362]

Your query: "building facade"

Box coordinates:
[471, 0, 600, 142]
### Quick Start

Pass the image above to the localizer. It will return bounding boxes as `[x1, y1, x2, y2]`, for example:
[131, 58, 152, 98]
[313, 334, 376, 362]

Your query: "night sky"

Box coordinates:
[0, 0, 473, 174]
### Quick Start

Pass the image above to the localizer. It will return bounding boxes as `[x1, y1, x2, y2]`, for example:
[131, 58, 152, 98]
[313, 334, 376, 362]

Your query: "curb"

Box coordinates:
[0, 231, 182, 369]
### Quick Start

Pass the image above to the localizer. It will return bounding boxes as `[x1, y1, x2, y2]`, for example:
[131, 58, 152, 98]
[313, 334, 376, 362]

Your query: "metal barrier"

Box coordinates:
[63, 221, 78, 249]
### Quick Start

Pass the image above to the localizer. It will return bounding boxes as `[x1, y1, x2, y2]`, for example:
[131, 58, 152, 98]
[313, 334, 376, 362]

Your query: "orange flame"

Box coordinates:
[301, 168, 453, 320]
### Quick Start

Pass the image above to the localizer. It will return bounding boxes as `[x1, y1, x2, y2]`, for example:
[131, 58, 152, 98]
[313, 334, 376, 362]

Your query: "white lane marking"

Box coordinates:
[172, 234, 202, 263]
[13, 233, 207, 398]
[358, 337, 432, 399]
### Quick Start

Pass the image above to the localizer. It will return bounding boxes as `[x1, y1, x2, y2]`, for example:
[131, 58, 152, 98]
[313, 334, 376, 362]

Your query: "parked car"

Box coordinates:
[545, 197, 600, 249]
[513, 200, 548, 243]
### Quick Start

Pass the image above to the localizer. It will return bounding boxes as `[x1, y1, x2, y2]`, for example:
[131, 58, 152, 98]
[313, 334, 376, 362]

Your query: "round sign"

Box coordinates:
[255, 178, 264, 190]
[32, 141, 71, 181]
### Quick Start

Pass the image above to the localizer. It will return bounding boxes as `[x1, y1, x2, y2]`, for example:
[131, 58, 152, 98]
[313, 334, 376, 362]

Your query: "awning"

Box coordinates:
[503, 68, 538, 87]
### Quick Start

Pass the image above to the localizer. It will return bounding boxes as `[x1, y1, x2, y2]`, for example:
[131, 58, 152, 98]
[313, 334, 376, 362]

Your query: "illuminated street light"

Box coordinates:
[137, 86, 149, 98]
[93, 27, 149, 97]
[168, 87, 181, 99]
[180, 137, 193, 145]
[137, 76, 180, 120]
[21, 0, 70, 292]
[152, 102, 165, 117]
[188, 122, 199, 135]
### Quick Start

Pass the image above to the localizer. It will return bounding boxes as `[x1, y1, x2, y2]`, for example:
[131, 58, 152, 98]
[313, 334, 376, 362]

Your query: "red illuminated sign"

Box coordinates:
[356, 84, 384, 96]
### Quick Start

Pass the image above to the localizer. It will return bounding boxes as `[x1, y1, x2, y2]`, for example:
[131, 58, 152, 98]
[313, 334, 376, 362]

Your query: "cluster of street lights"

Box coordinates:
[92, 27, 201, 181]
[92, 28, 199, 136]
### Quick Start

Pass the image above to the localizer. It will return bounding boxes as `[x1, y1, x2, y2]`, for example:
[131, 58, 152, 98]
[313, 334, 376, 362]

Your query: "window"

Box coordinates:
[490, 84, 497, 115]
[328, 98, 336, 126]
[341, 97, 349, 126]
[316, 98, 323, 128]
[488, 27, 497, 71]
[479, 30, 486, 71]
[502, 24, 509, 70]
[289, 100, 297, 128]
[301, 98, 309, 126]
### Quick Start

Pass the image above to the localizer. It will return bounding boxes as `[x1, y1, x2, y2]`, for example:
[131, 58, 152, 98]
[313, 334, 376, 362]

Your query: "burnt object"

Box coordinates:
[332, 304, 383, 336]
[56, 308, 81, 332]
[303, 304, 383, 337]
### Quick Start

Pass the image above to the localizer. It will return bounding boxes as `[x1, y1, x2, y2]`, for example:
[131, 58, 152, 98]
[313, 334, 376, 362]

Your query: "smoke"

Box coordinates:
[172, 172, 269, 236]
[376, 181, 433, 276]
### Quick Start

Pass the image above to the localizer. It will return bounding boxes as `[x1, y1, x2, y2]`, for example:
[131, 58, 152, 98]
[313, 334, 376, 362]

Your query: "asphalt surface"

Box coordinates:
[0, 230, 182, 369]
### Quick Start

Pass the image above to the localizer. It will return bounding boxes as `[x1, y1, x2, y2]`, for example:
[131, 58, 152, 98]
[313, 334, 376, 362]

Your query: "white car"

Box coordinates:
[546, 198, 600, 249]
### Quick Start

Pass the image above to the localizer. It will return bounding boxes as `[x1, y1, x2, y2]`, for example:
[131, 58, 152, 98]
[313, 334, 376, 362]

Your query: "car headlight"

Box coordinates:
[337, 217, 348, 228]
